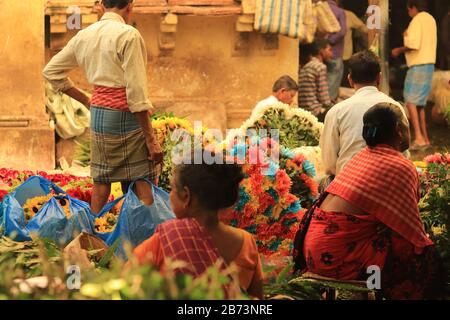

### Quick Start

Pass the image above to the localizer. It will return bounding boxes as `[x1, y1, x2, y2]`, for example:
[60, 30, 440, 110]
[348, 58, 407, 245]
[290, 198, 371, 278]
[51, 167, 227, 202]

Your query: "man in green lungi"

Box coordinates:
[43, 0, 163, 214]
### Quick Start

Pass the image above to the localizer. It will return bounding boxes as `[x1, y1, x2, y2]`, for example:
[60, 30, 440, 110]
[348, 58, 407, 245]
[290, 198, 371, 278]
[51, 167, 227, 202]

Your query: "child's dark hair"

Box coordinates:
[102, 0, 133, 9]
[175, 161, 244, 211]
[348, 50, 381, 84]
[272, 75, 298, 92]
[362, 103, 404, 147]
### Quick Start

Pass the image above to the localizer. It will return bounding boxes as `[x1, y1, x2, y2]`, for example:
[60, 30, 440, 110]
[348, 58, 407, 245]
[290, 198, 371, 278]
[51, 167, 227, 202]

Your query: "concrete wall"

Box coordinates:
[0, 0, 55, 170]
[53, 14, 299, 133]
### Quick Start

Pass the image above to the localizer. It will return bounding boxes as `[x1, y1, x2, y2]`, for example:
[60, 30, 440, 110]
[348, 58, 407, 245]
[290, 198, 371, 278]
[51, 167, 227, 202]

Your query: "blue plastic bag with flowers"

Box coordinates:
[93, 179, 175, 259]
[0, 176, 94, 244]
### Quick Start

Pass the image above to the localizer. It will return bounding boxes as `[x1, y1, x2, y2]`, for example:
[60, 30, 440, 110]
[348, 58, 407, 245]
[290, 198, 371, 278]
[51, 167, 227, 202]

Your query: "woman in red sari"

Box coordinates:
[131, 158, 264, 299]
[294, 102, 443, 299]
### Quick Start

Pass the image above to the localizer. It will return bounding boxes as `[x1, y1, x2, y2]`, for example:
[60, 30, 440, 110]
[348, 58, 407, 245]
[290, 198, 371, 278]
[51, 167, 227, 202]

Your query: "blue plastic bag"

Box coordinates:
[0, 176, 95, 244]
[94, 179, 175, 259]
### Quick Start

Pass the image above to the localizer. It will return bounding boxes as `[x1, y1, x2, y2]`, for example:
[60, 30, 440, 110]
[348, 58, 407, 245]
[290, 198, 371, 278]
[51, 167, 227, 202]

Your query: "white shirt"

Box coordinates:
[43, 12, 153, 113]
[320, 86, 407, 176]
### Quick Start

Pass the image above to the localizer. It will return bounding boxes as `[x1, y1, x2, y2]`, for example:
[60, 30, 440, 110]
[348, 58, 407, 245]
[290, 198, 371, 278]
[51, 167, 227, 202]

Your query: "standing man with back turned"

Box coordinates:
[43, 0, 164, 214]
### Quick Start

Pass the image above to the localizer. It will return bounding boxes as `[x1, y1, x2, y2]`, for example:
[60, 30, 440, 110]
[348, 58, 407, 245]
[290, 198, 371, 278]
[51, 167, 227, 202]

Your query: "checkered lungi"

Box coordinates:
[90, 86, 160, 184]
[404, 64, 434, 106]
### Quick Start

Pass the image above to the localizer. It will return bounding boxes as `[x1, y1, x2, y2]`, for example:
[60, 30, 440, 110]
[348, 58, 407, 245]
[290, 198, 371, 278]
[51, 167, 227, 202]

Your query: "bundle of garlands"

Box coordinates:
[228, 102, 323, 149]
[220, 136, 317, 257]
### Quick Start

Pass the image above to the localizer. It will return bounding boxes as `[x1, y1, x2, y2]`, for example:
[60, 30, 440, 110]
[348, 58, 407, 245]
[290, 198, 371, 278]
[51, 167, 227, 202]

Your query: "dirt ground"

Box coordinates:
[409, 108, 450, 161]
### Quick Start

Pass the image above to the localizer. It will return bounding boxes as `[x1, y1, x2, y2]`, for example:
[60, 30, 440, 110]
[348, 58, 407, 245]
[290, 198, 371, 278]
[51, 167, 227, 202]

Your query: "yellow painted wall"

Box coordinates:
[0, 0, 47, 123]
[57, 14, 299, 131]
[0, 0, 55, 170]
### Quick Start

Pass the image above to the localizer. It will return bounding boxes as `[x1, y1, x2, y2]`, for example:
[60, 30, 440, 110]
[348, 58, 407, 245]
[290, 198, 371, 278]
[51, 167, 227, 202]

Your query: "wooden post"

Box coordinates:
[368, 0, 389, 95]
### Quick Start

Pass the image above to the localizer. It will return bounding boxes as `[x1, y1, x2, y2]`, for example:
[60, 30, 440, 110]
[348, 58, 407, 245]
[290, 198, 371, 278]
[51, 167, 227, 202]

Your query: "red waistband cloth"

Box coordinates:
[91, 86, 129, 112]
[325, 145, 433, 253]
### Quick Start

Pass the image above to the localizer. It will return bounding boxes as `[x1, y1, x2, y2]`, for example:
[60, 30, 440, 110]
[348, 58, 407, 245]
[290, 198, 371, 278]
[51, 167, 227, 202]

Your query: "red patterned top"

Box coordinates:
[326, 145, 433, 253]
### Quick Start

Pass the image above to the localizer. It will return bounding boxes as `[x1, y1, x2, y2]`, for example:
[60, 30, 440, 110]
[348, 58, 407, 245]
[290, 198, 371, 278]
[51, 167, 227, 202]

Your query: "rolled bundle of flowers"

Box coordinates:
[153, 116, 212, 192]
[226, 102, 323, 150]
[221, 137, 313, 257]
[280, 147, 318, 209]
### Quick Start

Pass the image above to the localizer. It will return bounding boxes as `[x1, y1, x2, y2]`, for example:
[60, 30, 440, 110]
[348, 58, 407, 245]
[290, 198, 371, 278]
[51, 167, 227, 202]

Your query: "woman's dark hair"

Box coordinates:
[348, 50, 381, 84]
[299, 39, 330, 66]
[175, 159, 244, 212]
[362, 102, 405, 147]
[407, 0, 428, 12]
[102, 0, 133, 9]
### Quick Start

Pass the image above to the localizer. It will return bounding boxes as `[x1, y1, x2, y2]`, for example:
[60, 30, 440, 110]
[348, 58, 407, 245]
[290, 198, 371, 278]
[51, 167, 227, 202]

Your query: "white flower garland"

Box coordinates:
[292, 146, 325, 178]
[226, 102, 324, 145]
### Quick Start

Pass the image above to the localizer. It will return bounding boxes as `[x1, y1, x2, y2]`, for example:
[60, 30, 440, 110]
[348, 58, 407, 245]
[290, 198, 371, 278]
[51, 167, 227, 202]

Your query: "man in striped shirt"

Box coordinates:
[298, 39, 334, 121]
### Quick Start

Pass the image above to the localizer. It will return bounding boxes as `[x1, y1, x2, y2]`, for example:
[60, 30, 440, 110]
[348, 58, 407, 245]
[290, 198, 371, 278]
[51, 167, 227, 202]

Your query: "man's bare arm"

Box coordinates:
[63, 87, 91, 108]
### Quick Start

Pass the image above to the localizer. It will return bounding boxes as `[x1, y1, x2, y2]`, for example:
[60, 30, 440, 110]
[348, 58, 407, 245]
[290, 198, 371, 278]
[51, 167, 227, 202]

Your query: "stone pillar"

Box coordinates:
[368, 0, 389, 95]
[0, 0, 55, 170]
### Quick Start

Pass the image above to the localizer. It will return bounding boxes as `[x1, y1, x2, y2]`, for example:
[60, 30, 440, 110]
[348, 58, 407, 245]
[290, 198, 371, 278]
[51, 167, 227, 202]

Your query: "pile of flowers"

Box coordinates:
[0, 168, 97, 205]
[221, 137, 316, 257]
[418, 152, 450, 295]
[423, 152, 450, 166]
[0, 189, 7, 204]
[23, 193, 71, 223]
[94, 199, 124, 233]
[227, 102, 323, 149]
[0, 168, 90, 191]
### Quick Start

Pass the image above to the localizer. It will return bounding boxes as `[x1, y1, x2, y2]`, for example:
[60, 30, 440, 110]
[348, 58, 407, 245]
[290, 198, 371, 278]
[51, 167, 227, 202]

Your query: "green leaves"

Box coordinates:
[97, 237, 120, 269]
[251, 109, 320, 149]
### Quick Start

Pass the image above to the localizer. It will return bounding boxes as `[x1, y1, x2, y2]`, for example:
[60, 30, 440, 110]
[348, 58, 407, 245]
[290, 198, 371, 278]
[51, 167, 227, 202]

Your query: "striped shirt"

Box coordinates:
[298, 57, 332, 115]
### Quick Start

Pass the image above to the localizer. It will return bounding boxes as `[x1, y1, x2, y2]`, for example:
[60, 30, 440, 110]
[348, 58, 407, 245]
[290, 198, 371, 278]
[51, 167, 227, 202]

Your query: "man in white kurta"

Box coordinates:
[321, 51, 407, 177]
